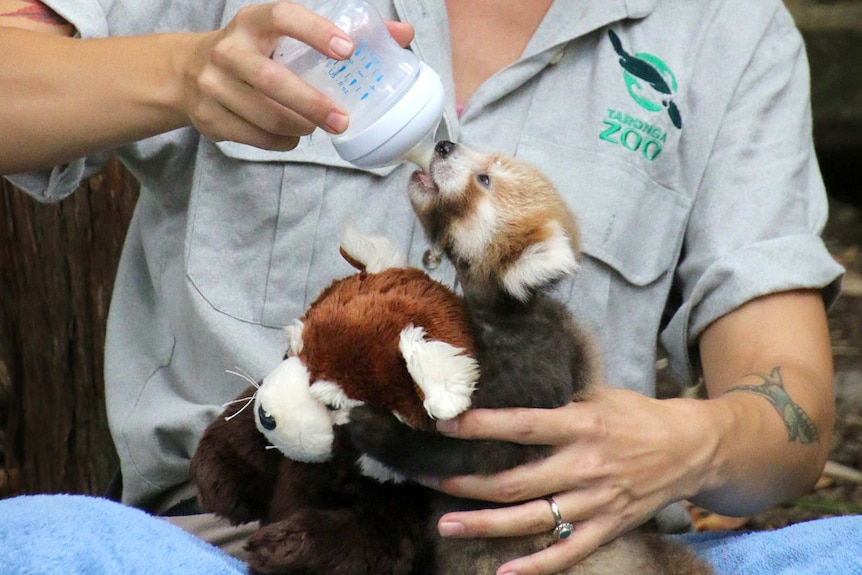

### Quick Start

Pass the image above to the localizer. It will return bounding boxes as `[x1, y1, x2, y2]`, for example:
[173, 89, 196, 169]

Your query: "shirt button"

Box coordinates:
[550, 47, 565, 65]
[422, 249, 442, 270]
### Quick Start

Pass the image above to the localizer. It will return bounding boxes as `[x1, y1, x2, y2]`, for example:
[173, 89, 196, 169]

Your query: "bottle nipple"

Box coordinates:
[401, 130, 436, 171]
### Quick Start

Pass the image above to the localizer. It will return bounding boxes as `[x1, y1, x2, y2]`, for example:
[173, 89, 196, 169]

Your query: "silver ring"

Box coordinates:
[546, 496, 574, 540]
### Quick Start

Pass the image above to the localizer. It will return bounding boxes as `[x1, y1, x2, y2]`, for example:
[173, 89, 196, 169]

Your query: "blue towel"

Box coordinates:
[0, 494, 860, 574]
[0, 494, 245, 575]
[681, 515, 862, 574]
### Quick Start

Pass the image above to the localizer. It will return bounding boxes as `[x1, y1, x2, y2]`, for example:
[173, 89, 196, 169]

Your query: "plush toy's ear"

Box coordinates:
[398, 325, 479, 420]
[501, 221, 579, 302]
[283, 320, 304, 357]
[339, 220, 407, 273]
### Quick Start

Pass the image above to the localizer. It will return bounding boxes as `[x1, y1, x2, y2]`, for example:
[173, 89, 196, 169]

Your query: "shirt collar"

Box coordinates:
[393, 0, 659, 131]
[626, 0, 659, 19]
[522, 0, 658, 60]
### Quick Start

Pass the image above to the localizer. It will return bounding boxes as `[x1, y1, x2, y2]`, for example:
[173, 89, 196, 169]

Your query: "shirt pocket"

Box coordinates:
[186, 134, 397, 327]
[515, 136, 691, 333]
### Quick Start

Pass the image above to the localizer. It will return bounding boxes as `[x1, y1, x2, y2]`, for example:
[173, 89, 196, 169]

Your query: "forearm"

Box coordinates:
[1, 2, 400, 174]
[689, 290, 835, 516]
[687, 363, 833, 516]
[0, 27, 199, 174]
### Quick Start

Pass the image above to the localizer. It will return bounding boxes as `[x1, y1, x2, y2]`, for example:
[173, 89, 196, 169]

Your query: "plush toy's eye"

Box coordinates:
[258, 405, 277, 430]
[477, 174, 491, 188]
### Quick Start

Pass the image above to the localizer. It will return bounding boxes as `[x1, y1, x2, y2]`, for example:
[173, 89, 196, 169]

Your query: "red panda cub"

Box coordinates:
[347, 141, 712, 575]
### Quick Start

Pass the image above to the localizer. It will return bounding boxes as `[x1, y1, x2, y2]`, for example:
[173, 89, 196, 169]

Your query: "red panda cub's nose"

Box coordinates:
[435, 140, 455, 159]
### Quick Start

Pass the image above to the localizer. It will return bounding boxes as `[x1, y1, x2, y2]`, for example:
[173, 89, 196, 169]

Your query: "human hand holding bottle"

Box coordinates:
[184, 1, 416, 152]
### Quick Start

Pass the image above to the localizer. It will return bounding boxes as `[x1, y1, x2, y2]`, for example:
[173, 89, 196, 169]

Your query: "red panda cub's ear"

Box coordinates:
[500, 221, 579, 302]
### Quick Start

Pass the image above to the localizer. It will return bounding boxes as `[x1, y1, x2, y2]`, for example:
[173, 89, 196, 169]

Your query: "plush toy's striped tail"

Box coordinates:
[339, 219, 407, 273]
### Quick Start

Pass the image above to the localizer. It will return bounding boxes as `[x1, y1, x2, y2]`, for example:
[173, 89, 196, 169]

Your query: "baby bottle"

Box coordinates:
[272, 0, 444, 169]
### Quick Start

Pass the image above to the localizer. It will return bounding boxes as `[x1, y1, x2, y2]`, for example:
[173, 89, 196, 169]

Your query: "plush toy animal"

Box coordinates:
[190, 223, 480, 575]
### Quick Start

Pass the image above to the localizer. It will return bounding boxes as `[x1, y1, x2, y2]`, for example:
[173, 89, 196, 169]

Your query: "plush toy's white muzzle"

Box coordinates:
[254, 356, 334, 462]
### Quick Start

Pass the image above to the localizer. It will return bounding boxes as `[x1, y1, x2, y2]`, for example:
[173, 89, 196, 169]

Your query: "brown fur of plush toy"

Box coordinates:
[295, 267, 475, 433]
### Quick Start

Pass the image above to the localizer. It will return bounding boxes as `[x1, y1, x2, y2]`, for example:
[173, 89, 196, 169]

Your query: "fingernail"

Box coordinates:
[436, 418, 458, 433]
[439, 519, 465, 537]
[329, 36, 354, 59]
[414, 476, 440, 489]
[325, 111, 349, 134]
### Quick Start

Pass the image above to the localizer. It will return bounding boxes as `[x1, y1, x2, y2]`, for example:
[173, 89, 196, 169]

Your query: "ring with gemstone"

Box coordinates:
[546, 496, 574, 540]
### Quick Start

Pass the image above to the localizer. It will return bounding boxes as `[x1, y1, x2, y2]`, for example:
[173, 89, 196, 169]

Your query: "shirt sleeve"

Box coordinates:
[49, 0, 110, 39]
[4, 153, 112, 203]
[660, 4, 845, 386]
[3, 0, 113, 202]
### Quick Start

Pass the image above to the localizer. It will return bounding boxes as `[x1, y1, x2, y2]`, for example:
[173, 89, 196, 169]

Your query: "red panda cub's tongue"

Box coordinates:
[415, 171, 435, 189]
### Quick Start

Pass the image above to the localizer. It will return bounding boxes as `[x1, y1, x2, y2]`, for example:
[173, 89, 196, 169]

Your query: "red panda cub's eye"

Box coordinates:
[477, 174, 491, 188]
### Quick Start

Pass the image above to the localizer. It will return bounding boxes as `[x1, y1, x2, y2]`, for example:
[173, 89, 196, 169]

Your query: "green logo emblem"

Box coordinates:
[608, 30, 682, 129]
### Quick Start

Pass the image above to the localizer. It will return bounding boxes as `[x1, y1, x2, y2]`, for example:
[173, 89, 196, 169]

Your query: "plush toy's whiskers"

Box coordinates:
[226, 366, 259, 388]
[223, 367, 259, 421]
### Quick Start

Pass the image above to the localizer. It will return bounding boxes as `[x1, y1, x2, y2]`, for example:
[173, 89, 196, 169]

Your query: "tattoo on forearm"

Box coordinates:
[0, 0, 69, 26]
[725, 367, 820, 444]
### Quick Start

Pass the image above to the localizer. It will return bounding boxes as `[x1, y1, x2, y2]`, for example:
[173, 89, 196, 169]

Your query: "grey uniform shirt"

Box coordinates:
[8, 0, 843, 509]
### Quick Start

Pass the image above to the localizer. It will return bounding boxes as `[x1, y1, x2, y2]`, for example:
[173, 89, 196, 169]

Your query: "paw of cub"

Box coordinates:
[345, 405, 405, 456]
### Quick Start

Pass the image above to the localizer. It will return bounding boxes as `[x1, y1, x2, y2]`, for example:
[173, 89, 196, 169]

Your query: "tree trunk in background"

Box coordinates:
[0, 159, 139, 497]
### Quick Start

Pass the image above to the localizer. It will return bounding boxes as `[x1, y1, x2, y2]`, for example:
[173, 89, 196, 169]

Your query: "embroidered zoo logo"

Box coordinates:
[599, 30, 683, 162]
[600, 109, 668, 162]
[608, 29, 682, 129]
